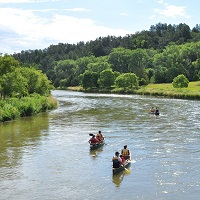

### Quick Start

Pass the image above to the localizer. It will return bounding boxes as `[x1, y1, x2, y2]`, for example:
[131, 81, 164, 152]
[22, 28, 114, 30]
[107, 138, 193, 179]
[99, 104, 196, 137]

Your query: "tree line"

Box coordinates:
[0, 54, 57, 122]
[0, 54, 53, 99]
[10, 23, 200, 90]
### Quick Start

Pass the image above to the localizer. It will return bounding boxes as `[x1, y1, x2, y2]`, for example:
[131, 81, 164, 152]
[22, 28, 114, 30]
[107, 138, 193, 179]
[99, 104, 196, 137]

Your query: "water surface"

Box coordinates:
[0, 90, 200, 200]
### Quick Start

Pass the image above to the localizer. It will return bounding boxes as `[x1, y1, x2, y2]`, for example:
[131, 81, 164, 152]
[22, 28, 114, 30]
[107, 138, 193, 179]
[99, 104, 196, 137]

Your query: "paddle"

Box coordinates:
[124, 168, 131, 173]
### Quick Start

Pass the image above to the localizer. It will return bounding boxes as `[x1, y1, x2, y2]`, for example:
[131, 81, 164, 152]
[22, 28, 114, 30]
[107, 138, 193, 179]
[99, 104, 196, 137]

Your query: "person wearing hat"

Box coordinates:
[121, 145, 130, 160]
[112, 151, 122, 168]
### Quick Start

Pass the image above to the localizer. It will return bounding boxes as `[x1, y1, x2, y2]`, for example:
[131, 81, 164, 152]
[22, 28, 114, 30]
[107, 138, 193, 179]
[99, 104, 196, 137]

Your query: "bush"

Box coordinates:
[172, 74, 189, 88]
[0, 95, 57, 122]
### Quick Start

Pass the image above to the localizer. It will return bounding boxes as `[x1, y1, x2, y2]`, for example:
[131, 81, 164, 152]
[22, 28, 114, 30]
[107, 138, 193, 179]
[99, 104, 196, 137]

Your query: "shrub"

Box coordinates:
[172, 74, 189, 88]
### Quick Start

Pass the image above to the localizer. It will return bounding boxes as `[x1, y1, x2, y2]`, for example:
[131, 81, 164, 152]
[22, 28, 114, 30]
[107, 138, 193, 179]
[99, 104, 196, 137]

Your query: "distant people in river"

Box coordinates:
[149, 107, 160, 115]
[150, 107, 155, 113]
[121, 145, 131, 160]
[112, 151, 122, 168]
[155, 107, 159, 115]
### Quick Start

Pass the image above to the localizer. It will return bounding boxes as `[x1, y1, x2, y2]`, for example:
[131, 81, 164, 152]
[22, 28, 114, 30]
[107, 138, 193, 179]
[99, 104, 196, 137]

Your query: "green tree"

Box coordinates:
[87, 60, 110, 74]
[115, 73, 139, 89]
[19, 67, 52, 96]
[108, 47, 132, 73]
[128, 48, 150, 82]
[75, 56, 96, 76]
[153, 45, 185, 83]
[0, 54, 20, 75]
[54, 59, 76, 87]
[0, 68, 28, 98]
[98, 69, 115, 88]
[172, 74, 189, 88]
[81, 71, 99, 89]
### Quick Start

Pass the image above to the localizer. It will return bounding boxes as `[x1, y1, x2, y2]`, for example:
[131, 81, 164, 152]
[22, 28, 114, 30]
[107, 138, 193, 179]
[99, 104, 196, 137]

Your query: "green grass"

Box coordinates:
[135, 81, 200, 99]
[67, 81, 200, 100]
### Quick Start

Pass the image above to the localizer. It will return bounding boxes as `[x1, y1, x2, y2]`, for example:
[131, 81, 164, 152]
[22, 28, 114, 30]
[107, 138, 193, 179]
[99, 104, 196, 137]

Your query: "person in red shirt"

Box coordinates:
[120, 154, 125, 164]
[89, 135, 99, 144]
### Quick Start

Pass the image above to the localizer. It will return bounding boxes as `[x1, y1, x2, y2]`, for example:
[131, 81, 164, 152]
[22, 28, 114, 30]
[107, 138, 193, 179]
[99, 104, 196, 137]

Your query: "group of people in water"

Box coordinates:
[89, 131, 104, 144]
[149, 106, 159, 115]
[112, 145, 131, 168]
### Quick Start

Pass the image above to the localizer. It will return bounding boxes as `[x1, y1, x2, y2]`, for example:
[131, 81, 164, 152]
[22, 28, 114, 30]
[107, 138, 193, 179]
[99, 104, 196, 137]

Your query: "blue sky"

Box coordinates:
[0, 0, 199, 54]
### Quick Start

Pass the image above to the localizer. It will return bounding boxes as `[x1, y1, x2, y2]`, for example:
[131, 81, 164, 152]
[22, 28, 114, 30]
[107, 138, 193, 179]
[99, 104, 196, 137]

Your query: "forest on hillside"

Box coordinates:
[12, 23, 200, 89]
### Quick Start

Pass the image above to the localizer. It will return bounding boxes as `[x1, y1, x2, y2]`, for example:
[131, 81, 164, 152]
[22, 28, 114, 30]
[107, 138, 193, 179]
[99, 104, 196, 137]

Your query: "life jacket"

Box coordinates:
[121, 149, 129, 156]
[97, 133, 103, 140]
[112, 156, 120, 168]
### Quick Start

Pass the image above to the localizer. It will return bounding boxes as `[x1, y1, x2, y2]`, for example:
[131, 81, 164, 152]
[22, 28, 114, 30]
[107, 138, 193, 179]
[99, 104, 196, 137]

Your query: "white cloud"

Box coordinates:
[120, 12, 128, 16]
[153, 1, 190, 19]
[64, 8, 91, 12]
[0, 7, 131, 53]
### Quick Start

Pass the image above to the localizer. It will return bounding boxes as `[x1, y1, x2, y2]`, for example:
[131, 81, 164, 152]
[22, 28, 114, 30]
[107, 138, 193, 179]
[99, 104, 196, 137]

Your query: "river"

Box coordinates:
[0, 90, 200, 200]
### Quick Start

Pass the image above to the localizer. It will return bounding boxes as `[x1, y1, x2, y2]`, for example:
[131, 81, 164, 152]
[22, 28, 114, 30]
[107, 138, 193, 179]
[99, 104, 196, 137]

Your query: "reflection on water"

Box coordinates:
[89, 147, 104, 159]
[112, 171, 125, 187]
[0, 113, 49, 168]
[112, 167, 131, 187]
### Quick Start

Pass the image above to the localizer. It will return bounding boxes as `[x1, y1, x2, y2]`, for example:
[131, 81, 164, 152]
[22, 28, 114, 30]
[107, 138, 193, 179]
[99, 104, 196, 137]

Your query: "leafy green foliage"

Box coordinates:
[115, 73, 139, 89]
[0, 68, 28, 98]
[0, 54, 20, 75]
[0, 95, 57, 122]
[98, 69, 115, 88]
[81, 71, 98, 89]
[172, 74, 189, 88]
[0, 54, 53, 99]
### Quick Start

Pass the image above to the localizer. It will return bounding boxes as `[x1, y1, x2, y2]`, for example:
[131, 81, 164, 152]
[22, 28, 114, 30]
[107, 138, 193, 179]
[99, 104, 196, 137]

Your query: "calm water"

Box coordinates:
[0, 90, 200, 200]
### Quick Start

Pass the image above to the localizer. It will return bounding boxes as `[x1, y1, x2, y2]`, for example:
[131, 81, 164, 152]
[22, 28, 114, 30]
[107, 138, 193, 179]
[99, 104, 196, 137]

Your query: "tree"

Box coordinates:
[0, 54, 20, 76]
[19, 67, 52, 96]
[75, 56, 96, 76]
[115, 73, 139, 89]
[98, 69, 115, 88]
[128, 48, 150, 82]
[0, 68, 28, 98]
[81, 71, 99, 89]
[108, 47, 132, 73]
[172, 74, 189, 88]
[87, 60, 110, 74]
[54, 59, 76, 87]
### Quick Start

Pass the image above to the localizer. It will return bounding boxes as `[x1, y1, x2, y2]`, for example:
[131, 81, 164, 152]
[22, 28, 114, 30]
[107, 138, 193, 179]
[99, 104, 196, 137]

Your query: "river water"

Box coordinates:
[0, 90, 200, 200]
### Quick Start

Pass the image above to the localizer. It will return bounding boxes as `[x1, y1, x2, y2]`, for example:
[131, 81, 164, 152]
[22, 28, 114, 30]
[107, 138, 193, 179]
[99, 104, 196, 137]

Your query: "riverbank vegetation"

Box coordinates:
[0, 95, 57, 122]
[66, 80, 200, 100]
[135, 81, 200, 99]
[10, 23, 200, 100]
[0, 55, 57, 122]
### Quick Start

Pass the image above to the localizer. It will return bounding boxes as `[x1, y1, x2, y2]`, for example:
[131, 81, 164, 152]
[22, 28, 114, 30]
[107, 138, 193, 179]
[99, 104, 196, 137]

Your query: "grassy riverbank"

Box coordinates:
[67, 81, 200, 100]
[135, 81, 200, 99]
[0, 94, 58, 122]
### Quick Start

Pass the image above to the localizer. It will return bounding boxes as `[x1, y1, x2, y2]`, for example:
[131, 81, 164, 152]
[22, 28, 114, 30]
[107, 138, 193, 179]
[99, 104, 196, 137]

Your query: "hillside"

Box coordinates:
[10, 23, 200, 91]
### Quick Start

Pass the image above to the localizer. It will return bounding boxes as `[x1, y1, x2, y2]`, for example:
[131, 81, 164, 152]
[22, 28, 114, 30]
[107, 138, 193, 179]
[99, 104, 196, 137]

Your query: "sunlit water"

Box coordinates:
[0, 90, 200, 200]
